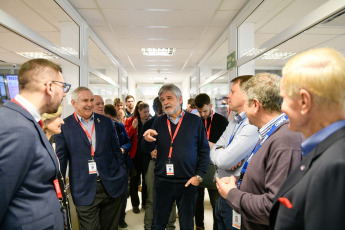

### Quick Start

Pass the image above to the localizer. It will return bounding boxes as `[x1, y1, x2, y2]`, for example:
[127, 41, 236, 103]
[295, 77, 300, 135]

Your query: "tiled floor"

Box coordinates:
[123, 190, 214, 230]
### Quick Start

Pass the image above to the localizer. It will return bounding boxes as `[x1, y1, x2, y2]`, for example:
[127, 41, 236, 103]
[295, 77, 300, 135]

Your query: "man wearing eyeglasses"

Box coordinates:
[0, 58, 69, 230]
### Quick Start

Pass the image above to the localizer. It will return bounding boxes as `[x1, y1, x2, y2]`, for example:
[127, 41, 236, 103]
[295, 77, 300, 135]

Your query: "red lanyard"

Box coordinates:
[204, 110, 213, 141]
[167, 111, 185, 159]
[74, 112, 95, 157]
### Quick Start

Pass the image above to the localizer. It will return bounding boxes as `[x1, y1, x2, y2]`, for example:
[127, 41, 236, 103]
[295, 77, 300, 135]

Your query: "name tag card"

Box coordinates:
[166, 163, 174, 175]
[88, 160, 97, 174]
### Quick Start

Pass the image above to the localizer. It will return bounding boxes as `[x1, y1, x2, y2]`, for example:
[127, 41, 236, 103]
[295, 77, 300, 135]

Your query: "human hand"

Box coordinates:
[185, 176, 199, 187]
[209, 141, 215, 149]
[230, 161, 242, 171]
[216, 176, 237, 199]
[132, 118, 138, 129]
[151, 149, 157, 158]
[143, 129, 158, 142]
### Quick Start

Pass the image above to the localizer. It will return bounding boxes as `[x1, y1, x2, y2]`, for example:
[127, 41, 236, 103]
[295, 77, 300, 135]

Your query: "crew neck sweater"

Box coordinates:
[142, 112, 210, 183]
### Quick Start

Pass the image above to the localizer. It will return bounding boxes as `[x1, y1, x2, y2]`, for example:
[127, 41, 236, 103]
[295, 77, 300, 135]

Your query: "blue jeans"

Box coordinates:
[215, 197, 238, 230]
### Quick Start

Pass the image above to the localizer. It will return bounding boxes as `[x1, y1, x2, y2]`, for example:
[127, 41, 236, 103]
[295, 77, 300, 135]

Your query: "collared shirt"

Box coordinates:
[259, 113, 286, 140]
[301, 119, 345, 157]
[167, 109, 183, 125]
[76, 112, 96, 151]
[14, 95, 41, 122]
[211, 111, 259, 178]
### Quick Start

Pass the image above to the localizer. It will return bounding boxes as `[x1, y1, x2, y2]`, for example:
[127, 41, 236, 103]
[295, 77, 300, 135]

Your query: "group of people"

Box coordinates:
[0, 47, 344, 230]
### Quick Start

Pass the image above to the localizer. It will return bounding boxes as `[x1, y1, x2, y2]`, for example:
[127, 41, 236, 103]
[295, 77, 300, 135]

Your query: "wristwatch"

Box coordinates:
[196, 175, 203, 183]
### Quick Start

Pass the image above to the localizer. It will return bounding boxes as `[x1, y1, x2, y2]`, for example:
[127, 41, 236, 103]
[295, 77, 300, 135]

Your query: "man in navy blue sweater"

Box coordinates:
[142, 83, 210, 230]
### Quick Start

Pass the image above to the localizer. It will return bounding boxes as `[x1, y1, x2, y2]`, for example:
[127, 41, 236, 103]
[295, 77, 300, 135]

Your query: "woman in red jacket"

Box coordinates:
[125, 101, 150, 214]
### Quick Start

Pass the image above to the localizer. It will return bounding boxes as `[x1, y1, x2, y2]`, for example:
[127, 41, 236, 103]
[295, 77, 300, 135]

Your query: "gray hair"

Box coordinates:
[242, 72, 282, 113]
[71, 86, 92, 102]
[158, 83, 182, 100]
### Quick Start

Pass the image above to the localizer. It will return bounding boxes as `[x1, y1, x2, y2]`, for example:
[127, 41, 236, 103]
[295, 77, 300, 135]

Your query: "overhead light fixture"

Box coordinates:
[142, 48, 176, 56]
[16, 52, 58, 59]
[242, 48, 296, 60]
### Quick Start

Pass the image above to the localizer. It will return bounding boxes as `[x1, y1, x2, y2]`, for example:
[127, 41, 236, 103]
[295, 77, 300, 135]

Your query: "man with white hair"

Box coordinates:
[270, 48, 345, 230]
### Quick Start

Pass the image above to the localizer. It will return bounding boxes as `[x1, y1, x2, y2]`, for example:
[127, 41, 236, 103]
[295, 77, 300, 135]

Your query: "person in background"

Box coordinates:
[125, 101, 150, 214]
[142, 83, 210, 230]
[102, 102, 133, 230]
[194, 93, 229, 230]
[270, 48, 345, 230]
[0, 58, 68, 229]
[114, 98, 126, 124]
[210, 75, 259, 230]
[93, 95, 105, 115]
[216, 73, 303, 230]
[42, 105, 72, 230]
[142, 97, 176, 230]
[125, 95, 135, 118]
[56, 87, 126, 230]
[186, 98, 199, 115]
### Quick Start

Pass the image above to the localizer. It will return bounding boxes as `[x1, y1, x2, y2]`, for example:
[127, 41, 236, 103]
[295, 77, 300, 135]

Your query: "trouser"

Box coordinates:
[195, 187, 219, 229]
[152, 178, 198, 230]
[215, 196, 238, 230]
[75, 181, 123, 230]
[144, 160, 176, 230]
[120, 167, 130, 221]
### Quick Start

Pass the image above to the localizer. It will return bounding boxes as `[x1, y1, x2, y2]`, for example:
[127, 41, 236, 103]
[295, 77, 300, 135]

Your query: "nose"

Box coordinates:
[60, 117, 64, 124]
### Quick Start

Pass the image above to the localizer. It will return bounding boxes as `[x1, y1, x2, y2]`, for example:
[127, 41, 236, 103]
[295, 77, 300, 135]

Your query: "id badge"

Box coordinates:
[166, 163, 174, 175]
[88, 160, 97, 174]
[232, 210, 241, 229]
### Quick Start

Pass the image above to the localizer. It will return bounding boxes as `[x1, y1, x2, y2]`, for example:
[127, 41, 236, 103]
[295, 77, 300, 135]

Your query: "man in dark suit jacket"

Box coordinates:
[270, 48, 345, 230]
[0, 59, 68, 229]
[56, 87, 127, 230]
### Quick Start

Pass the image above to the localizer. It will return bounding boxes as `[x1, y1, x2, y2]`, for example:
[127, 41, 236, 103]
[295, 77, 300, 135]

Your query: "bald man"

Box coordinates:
[0, 59, 70, 229]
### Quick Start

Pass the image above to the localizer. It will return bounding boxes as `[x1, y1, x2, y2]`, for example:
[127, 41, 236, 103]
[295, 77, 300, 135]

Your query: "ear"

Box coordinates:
[299, 89, 312, 115]
[252, 98, 261, 114]
[71, 99, 77, 109]
[179, 96, 183, 105]
[210, 104, 213, 110]
[45, 81, 54, 96]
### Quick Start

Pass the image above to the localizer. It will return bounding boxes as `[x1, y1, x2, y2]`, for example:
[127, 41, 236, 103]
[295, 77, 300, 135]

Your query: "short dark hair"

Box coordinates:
[104, 104, 117, 117]
[194, 93, 210, 108]
[125, 95, 134, 102]
[187, 98, 196, 109]
[231, 75, 253, 88]
[152, 97, 163, 115]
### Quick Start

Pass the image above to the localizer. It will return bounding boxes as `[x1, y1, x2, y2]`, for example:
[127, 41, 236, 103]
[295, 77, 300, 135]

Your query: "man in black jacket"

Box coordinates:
[270, 48, 345, 230]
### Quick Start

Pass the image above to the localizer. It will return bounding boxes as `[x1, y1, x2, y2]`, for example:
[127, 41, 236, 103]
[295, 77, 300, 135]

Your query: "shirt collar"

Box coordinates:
[167, 109, 183, 125]
[301, 119, 345, 157]
[259, 113, 286, 139]
[14, 95, 41, 122]
[76, 112, 94, 124]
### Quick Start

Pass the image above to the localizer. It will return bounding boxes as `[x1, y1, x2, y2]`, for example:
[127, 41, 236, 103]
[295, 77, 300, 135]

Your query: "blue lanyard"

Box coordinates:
[237, 115, 289, 188]
[227, 119, 245, 147]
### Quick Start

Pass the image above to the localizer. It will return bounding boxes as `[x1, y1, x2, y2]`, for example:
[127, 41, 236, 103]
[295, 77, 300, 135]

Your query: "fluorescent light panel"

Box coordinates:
[142, 48, 176, 56]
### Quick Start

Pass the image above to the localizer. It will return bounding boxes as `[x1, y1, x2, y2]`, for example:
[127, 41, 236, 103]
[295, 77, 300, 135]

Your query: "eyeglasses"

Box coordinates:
[45, 81, 71, 93]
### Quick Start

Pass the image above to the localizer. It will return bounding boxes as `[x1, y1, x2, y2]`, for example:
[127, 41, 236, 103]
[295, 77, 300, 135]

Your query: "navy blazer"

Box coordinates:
[270, 127, 345, 230]
[56, 112, 127, 206]
[0, 101, 63, 230]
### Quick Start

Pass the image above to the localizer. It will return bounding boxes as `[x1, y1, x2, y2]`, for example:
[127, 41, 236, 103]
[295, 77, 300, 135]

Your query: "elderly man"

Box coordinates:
[0, 59, 69, 229]
[142, 83, 210, 230]
[216, 73, 303, 230]
[56, 87, 126, 230]
[269, 48, 345, 230]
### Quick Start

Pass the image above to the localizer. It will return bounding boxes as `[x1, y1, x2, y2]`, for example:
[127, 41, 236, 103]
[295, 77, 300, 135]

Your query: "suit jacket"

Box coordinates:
[270, 127, 345, 230]
[0, 101, 63, 230]
[56, 112, 126, 206]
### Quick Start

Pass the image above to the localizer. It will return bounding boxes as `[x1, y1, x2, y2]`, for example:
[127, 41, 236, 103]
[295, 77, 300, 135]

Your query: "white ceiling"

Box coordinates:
[68, 0, 248, 83]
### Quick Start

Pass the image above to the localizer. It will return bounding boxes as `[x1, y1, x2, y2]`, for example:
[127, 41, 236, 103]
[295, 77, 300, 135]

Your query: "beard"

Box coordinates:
[45, 95, 62, 114]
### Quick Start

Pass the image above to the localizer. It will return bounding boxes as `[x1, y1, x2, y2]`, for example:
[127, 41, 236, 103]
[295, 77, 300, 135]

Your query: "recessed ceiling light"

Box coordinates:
[142, 48, 176, 56]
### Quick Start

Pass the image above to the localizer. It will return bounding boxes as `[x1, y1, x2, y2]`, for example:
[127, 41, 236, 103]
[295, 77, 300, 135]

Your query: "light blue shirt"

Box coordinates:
[301, 119, 345, 157]
[167, 109, 184, 125]
[14, 95, 41, 122]
[76, 112, 96, 151]
[211, 111, 259, 178]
